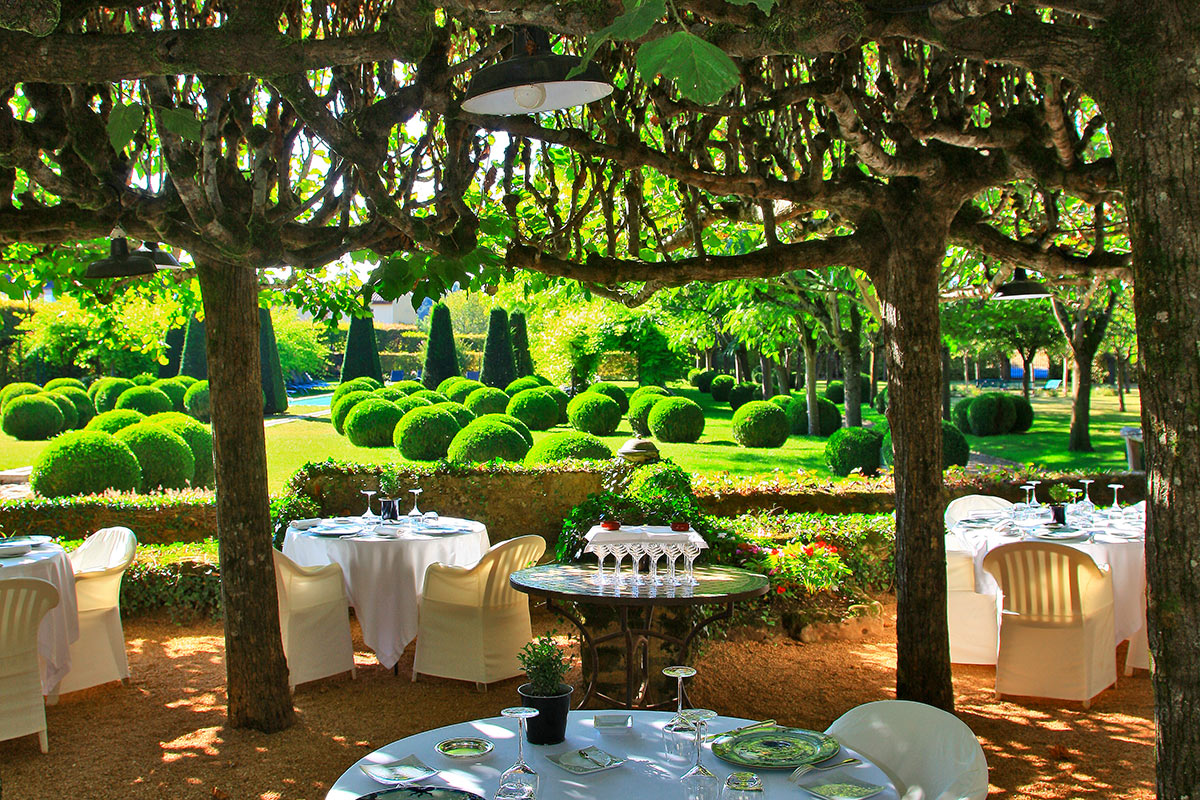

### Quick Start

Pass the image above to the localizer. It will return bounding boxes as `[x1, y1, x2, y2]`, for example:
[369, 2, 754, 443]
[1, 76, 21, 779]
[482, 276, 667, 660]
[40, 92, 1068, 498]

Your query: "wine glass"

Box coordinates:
[648, 543, 663, 585]
[499, 707, 540, 797]
[1079, 478, 1097, 517]
[663, 665, 697, 733]
[628, 542, 646, 585]
[681, 709, 720, 800]
[721, 772, 765, 800]
[593, 543, 610, 586]
[1108, 483, 1125, 517]
[683, 543, 702, 585]
[360, 489, 378, 520]
[611, 543, 629, 588]
[408, 488, 423, 524]
[665, 542, 684, 585]
[1028, 480, 1042, 507]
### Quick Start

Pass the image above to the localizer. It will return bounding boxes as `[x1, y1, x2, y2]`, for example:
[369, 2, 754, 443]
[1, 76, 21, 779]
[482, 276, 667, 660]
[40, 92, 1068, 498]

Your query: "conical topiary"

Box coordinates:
[479, 308, 516, 388]
[178, 315, 208, 380]
[259, 307, 288, 415]
[510, 310, 534, 378]
[158, 325, 185, 378]
[340, 312, 383, 383]
[422, 301, 460, 389]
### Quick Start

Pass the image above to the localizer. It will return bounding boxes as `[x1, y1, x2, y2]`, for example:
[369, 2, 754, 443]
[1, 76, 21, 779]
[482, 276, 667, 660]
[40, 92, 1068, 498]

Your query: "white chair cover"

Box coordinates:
[945, 495, 1013, 528]
[983, 542, 1116, 706]
[946, 544, 998, 666]
[1125, 619, 1151, 675]
[826, 700, 988, 800]
[0, 578, 60, 753]
[413, 535, 546, 686]
[58, 527, 137, 694]
[273, 550, 356, 689]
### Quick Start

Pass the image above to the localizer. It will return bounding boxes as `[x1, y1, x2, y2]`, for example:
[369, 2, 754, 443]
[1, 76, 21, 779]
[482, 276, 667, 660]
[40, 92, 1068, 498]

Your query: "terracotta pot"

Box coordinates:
[600, 520, 621, 531]
[517, 683, 573, 745]
[670, 521, 690, 532]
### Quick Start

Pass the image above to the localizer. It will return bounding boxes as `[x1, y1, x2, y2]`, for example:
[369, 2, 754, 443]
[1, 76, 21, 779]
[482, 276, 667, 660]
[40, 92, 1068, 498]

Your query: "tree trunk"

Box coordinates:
[962, 354, 969, 388]
[759, 352, 774, 399]
[840, 344, 863, 427]
[1061, 357, 1070, 396]
[1068, 356, 1094, 451]
[195, 260, 295, 733]
[1117, 356, 1127, 412]
[941, 344, 951, 421]
[1020, 350, 1033, 399]
[734, 344, 750, 383]
[1102, 13, 1200, 793]
[800, 326, 820, 436]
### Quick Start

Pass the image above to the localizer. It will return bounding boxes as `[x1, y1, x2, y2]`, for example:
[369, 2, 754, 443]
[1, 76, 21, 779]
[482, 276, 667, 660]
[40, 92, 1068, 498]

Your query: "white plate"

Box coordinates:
[547, 746, 624, 774]
[360, 755, 438, 785]
[0, 541, 32, 558]
[3, 535, 52, 547]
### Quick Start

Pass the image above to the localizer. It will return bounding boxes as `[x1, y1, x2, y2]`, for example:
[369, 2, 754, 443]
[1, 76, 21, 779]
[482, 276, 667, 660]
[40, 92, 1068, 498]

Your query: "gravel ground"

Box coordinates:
[0, 603, 1153, 799]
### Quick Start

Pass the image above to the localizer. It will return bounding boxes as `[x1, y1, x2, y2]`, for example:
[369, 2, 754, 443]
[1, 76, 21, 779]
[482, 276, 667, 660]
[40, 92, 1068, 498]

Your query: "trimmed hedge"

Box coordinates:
[183, 380, 211, 422]
[394, 406, 461, 461]
[952, 397, 974, 434]
[476, 413, 534, 447]
[824, 427, 884, 477]
[95, 377, 135, 413]
[178, 316, 207, 380]
[786, 396, 842, 437]
[524, 431, 612, 466]
[115, 423, 195, 490]
[1, 394, 63, 440]
[880, 419, 970, 470]
[437, 376, 466, 395]
[728, 382, 759, 411]
[51, 386, 96, 427]
[44, 377, 87, 392]
[1012, 395, 1035, 433]
[647, 397, 705, 443]
[86, 409, 145, 434]
[710, 374, 735, 401]
[627, 393, 663, 436]
[344, 398, 405, 447]
[392, 395, 432, 418]
[30, 430, 142, 497]
[769, 394, 792, 410]
[505, 376, 542, 396]
[331, 389, 374, 435]
[588, 381, 629, 415]
[151, 378, 187, 411]
[333, 377, 378, 403]
[132, 373, 156, 386]
[432, 401, 476, 430]
[539, 385, 569, 424]
[446, 418, 530, 464]
[115, 386, 173, 416]
[566, 392, 622, 436]
[732, 401, 789, 448]
[465, 386, 510, 416]
[43, 392, 79, 431]
[446, 380, 484, 405]
[374, 386, 407, 402]
[412, 389, 449, 405]
[145, 412, 215, 487]
[506, 388, 558, 431]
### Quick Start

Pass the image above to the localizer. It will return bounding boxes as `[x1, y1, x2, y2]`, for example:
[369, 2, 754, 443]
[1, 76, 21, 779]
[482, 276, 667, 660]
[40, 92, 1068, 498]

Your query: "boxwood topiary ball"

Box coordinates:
[475, 413, 534, 447]
[0, 381, 42, 411]
[647, 397, 705, 443]
[183, 380, 211, 422]
[393, 394, 432, 418]
[394, 406, 461, 461]
[115, 385, 174, 416]
[732, 400, 789, 448]
[506, 388, 558, 431]
[873, 386, 890, 414]
[709, 374, 735, 401]
[465, 386, 510, 417]
[30, 430, 142, 498]
[531, 375, 553, 387]
[115, 422, 196, 490]
[505, 376, 542, 396]
[785, 396, 842, 437]
[174, 375, 199, 388]
[967, 393, 1001, 436]
[149, 378, 184, 411]
[331, 389, 373, 435]
[332, 377, 378, 404]
[539, 385, 570, 424]
[374, 386, 407, 402]
[44, 377, 87, 392]
[728, 382, 759, 411]
[86, 409, 146, 435]
[824, 427, 884, 477]
[1011, 395, 1035, 433]
[881, 419, 969, 470]
[824, 380, 846, 404]
[132, 372, 156, 386]
[952, 397, 974, 434]
[42, 392, 79, 431]
[695, 370, 718, 393]
[432, 401, 476, 429]
[446, 380, 485, 405]
[566, 392, 622, 436]
[392, 380, 425, 395]
[769, 394, 792, 409]
[345, 398, 406, 448]
[2, 394, 64, 440]
[524, 431, 612, 466]
[145, 412, 214, 487]
[631, 385, 670, 402]
[991, 392, 1018, 434]
[587, 381, 629, 415]
[687, 368, 703, 386]
[446, 418, 531, 465]
[627, 393, 665, 436]
[412, 389, 450, 405]
[436, 376, 466, 395]
[51, 386, 96, 427]
[94, 377, 135, 413]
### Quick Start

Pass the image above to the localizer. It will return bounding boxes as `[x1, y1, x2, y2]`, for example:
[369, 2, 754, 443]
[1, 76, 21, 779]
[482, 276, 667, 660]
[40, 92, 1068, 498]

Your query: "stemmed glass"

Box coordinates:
[407, 488, 423, 526]
[683, 543, 702, 585]
[1067, 488, 1082, 517]
[360, 489, 378, 521]
[663, 665, 697, 732]
[498, 707, 540, 798]
[665, 543, 684, 585]
[680, 708, 720, 800]
[611, 543, 629, 588]
[628, 542, 646, 585]
[1079, 478, 1097, 517]
[1108, 483, 1125, 517]
[593, 543, 611, 585]
[1028, 480, 1042, 507]
[648, 544, 662, 585]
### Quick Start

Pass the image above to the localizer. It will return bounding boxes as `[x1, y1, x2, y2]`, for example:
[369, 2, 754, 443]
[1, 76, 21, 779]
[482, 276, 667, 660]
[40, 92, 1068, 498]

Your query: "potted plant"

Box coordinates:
[516, 634, 573, 745]
[1047, 484, 1070, 524]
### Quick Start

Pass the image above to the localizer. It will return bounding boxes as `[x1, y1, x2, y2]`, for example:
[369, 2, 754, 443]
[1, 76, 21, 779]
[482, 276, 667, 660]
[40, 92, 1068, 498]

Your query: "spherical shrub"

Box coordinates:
[687, 368, 704, 387]
[51, 386, 95, 427]
[393, 394, 432, 418]
[728, 382, 759, 411]
[465, 386, 510, 416]
[394, 406, 461, 461]
[786, 396, 842, 437]
[531, 375, 553, 387]
[631, 385, 670, 402]
[30, 430, 141, 498]
[132, 372, 156, 386]
[506, 388, 558, 431]
[881, 419, 969, 470]
[374, 386, 407, 402]
[873, 386, 890, 414]
[647, 397, 705, 443]
[627, 393, 664, 436]
[859, 373, 873, 403]
[566, 392, 622, 436]
[393, 380, 424, 395]
[184, 380, 211, 422]
[412, 389, 449, 405]
[732, 401, 789, 448]
[476, 413, 534, 447]
[86, 409, 145, 434]
[332, 377, 378, 404]
[0, 382, 42, 411]
[952, 397, 974, 434]
[145, 412, 214, 487]
[151, 378, 187, 411]
[115, 385, 173, 416]
[446, 380, 485, 405]
[43, 392, 79, 431]
[331, 389, 373, 435]
[436, 376, 466, 395]
[524, 431, 612, 466]
[432, 401, 476, 429]
[769, 394, 792, 410]
[44, 377, 86, 392]
[588, 381, 629, 414]
[505, 376, 542, 396]
[446, 419, 530, 465]
[824, 427, 884, 477]
[967, 393, 1016, 436]
[1, 394, 63, 440]
[1011, 395, 1035, 433]
[94, 377, 135, 413]
[539, 385, 569, 423]
[115, 422, 195, 490]
[709, 374, 735, 401]
[174, 375, 199, 388]
[695, 370, 718, 393]
[87, 377, 113, 402]
[824, 380, 846, 404]
[345, 398, 406, 448]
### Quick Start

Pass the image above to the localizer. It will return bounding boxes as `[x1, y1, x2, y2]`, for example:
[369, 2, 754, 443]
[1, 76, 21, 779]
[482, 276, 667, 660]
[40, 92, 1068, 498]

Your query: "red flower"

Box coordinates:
[776, 585, 786, 594]
[770, 548, 780, 556]
[802, 545, 814, 556]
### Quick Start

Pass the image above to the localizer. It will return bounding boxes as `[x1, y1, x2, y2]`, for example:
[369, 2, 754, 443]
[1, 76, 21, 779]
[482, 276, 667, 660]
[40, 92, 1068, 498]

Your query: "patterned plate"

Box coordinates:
[711, 726, 840, 768]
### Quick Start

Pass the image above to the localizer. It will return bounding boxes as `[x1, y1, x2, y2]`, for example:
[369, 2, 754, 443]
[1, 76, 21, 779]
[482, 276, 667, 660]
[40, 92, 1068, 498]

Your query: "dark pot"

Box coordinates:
[1051, 504, 1067, 525]
[517, 683, 573, 745]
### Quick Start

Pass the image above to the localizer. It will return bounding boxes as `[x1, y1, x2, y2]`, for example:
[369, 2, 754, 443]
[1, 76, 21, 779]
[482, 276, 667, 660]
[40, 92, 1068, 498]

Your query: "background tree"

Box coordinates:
[509, 310, 535, 378]
[258, 308, 288, 415]
[158, 326, 185, 379]
[340, 313, 383, 384]
[479, 308, 516, 388]
[1052, 282, 1120, 452]
[422, 301, 460, 388]
[178, 316, 208, 381]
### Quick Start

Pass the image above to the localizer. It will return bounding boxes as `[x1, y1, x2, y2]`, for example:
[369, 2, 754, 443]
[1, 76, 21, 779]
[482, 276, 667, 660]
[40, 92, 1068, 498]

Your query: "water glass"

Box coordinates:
[721, 772, 766, 800]
[681, 709, 720, 800]
[499, 707, 540, 798]
[360, 489, 378, 520]
[1108, 483, 1125, 517]
[422, 510, 440, 526]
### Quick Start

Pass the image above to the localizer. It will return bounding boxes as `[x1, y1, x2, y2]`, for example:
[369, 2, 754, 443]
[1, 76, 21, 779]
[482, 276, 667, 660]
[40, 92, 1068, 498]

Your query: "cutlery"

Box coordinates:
[789, 757, 860, 781]
[704, 719, 777, 741]
[577, 748, 611, 768]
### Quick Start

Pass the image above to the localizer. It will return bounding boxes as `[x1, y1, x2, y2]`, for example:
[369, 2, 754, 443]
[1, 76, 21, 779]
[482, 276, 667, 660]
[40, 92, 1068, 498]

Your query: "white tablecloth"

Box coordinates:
[0, 544, 80, 694]
[283, 517, 489, 669]
[325, 710, 901, 800]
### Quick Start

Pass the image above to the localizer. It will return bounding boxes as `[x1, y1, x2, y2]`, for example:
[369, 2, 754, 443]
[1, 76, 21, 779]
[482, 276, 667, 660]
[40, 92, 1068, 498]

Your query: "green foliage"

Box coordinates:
[345, 398, 405, 448]
[174, 375, 198, 389]
[178, 315, 208, 380]
[44, 377, 86, 392]
[333, 377, 378, 403]
[437, 376, 466, 395]
[43, 392, 79, 430]
[432, 401, 476, 429]
[566, 392, 622, 436]
[524, 431, 612, 466]
[687, 368, 704, 386]
[728, 381, 759, 411]
[627, 392, 664, 436]
[133, 373, 155, 385]
[509, 310, 535, 378]
[506, 388, 559, 431]
[647, 397, 705, 443]
[394, 406, 461, 460]
[1048, 483, 1072, 504]
[422, 301, 460, 389]
[159, 326, 184, 379]
[630, 385, 670, 402]
[446, 418, 531, 465]
[2, 394, 63, 440]
[183, 380, 211, 422]
[539, 385, 569, 424]
[786, 396, 842, 437]
[374, 386, 406, 402]
[51, 386, 95, 427]
[30, 430, 141, 498]
[824, 427, 884, 477]
[695, 370, 718, 393]
[709, 374, 735, 400]
[393, 379, 425, 394]
[411, 389, 449, 405]
[258, 307, 289, 415]
[120, 559, 223, 621]
[967, 392, 1017, 436]
[732, 401, 789, 448]
[517, 634, 569, 696]
[271, 309, 328, 378]
[151, 378, 187, 411]
[19, 296, 170, 378]
[626, 460, 694, 505]
[331, 389, 373, 435]
[824, 380, 846, 404]
[145, 412, 214, 487]
[952, 397, 974, 433]
[1012, 395, 1035, 433]
[115, 423, 195, 490]
[86, 409, 145, 435]
[635, 31, 739, 105]
[881, 420, 969, 470]
[0, 381, 41, 410]
[392, 394, 432, 418]
[769, 394, 792, 409]
[479, 308, 517, 388]
[271, 492, 321, 547]
[588, 381, 629, 414]
[476, 413, 534, 447]
[465, 386, 510, 416]
[115, 385, 173, 416]
[340, 313, 384, 383]
[94, 377, 134, 413]
[505, 376, 542, 396]
[446, 379, 484, 404]
[873, 386, 889, 414]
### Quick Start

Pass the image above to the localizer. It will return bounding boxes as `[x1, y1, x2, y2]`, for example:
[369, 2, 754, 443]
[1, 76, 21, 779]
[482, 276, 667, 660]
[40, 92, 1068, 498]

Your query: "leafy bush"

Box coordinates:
[952, 397, 974, 433]
[647, 397, 705, 443]
[151, 378, 187, 411]
[115, 386, 173, 416]
[86, 409, 145, 434]
[967, 392, 1017, 436]
[374, 386, 407, 402]
[422, 301, 460, 389]
[44, 377, 86, 392]
[732, 401, 789, 448]
[174, 375, 199, 389]
[566, 392, 622, 436]
[873, 385, 889, 414]
[183, 380, 211, 422]
[437, 376, 466, 395]
[626, 460, 694, 504]
[446, 418, 531, 464]
[532, 375, 553, 387]
[340, 314, 383, 383]
[627, 393, 664, 436]
[728, 382, 759, 411]
[0, 381, 42, 411]
[505, 376, 542, 396]
[588, 381, 629, 414]
[786, 396, 842, 437]
[30, 430, 141, 497]
[687, 368, 704, 386]
[394, 406, 461, 460]
[1012, 395, 1035, 433]
[345, 398, 405, 448]
[332, 377, 379, 403]
[539, 385, 569, 423]
[465, 386, 510, 416]
[479, 308, 516, 388]
[446, 379, 484, 404]
[132, 372, 156, 386]
[411, 389, 449, 405]
[45, 392, 79, 429]
[331, 389, 373, 435]
[769, 394, 792, 409]
[145, 412, 215, 487]
[506, 388, 558, 431]
[695, 370, 718, 393]
[432, 401, 476, 429]
[824, 427, 884, 477]
[95, 377, 135, 413]
[393, 380, 425, 395]
[524, 431, 612, 466]
[630, 385, 669, 402]
[824, 380, 846, 404]
[993, 393, 1017, 433]
[2, 394, 63, 440]
[880, 420, 969, 470]
[393, 394, 432, 418]
[271, 309, 329, 378]
[709, 374, 735, 401]
[115, 423, 196, 490]
[51, 386, 95, 427]
[476, 413, 534, 447]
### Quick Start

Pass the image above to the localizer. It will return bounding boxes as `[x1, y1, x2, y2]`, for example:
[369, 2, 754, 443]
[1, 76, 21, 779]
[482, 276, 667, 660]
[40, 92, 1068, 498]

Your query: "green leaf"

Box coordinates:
[107, 102, 144, 153]
[723, 0, 776, 13]
[155, 106, 202, 143]
[635, 32, 740, 105]
[569, 0, 666, 78]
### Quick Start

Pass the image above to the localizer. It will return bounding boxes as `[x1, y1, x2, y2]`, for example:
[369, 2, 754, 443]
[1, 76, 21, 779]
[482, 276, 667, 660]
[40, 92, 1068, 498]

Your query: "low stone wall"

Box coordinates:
[0, 494, 217, 544]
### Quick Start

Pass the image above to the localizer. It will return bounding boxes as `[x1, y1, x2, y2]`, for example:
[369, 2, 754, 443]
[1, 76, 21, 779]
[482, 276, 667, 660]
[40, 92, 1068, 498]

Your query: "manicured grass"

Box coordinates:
[0, 437, 58, 472]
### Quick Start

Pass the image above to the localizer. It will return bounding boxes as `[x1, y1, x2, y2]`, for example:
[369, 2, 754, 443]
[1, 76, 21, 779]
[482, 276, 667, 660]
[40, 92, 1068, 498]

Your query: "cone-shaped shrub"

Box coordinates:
[422, 302, 460, 389]
[178, 315, 208, 380]
[479, 308, 516, 388]
[259, 307, 289, 415]
[340, 313, 383, 383]
[159, 326, 185, 378]
[510, 311, 535, 377]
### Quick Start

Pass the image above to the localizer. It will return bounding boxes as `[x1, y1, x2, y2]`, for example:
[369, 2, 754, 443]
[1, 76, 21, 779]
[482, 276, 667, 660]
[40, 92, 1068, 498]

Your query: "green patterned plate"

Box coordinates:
[711, 726, 840, 769]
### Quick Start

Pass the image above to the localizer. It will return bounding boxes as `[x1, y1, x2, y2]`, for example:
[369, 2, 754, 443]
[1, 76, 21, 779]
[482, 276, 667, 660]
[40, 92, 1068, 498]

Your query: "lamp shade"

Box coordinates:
[993, 267, 1050, 301]
[136, 241, 181, 268]
[85, 237, 157, 279]
[462, 28, 612, 115]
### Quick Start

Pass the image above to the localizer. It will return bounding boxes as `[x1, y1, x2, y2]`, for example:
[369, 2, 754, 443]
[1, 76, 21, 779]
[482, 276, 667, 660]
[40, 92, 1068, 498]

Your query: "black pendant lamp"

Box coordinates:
[993, 267, 1050, 301]
[135, 241, 182, 268]
[85, 228, 157, 279]
[462, 27, 613, 116]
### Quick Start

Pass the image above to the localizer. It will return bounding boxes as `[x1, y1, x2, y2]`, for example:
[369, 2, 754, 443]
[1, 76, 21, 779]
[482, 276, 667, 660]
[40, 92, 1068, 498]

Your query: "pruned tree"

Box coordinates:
[1052, 281, 1121, 452]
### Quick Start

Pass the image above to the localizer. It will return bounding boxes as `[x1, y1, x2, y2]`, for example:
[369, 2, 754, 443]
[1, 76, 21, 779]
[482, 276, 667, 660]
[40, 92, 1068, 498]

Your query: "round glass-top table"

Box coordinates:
[510, 564, 768, 709]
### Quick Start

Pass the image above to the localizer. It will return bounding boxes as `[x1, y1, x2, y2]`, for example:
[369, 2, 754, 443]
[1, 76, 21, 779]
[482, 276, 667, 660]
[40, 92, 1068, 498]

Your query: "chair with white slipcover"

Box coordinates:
[0, 578, 60, 752]
[946, 541, 999, 665]
[826, 700, 988, 800]
[272, 549, 356, 690]
[413, 535, 546, 687]
[983, 542, 1116, 707]
[945, 495, 1013, 528]
[58, 527, 137, 694]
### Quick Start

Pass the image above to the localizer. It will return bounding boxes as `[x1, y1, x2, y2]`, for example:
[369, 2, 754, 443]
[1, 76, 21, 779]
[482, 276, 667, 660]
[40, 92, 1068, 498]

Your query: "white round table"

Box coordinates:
[283, 517, 489, 669]
[325, 710, 901, 800]
[0, 543, 80, 694]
